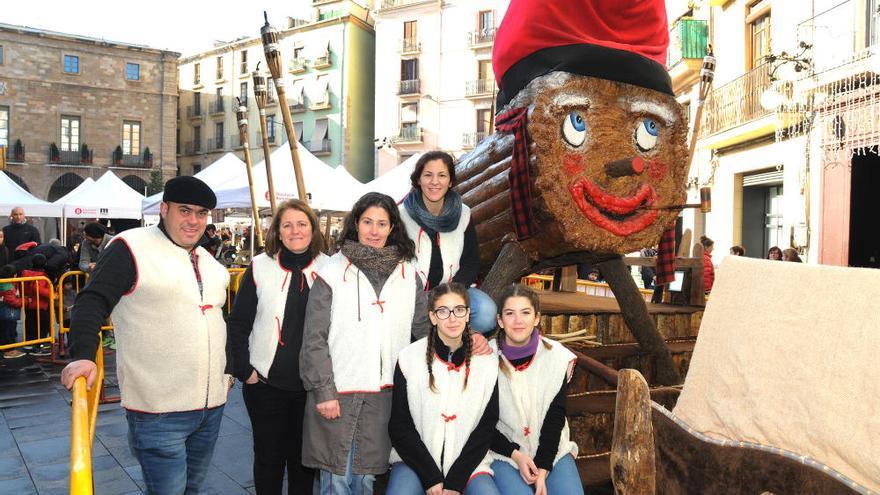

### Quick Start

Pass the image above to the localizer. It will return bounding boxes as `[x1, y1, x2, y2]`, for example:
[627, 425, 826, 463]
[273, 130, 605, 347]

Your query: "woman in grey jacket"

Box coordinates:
[299, 192, 429, 495]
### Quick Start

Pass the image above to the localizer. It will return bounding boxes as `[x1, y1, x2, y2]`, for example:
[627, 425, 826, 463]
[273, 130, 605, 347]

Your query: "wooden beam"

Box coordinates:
[567, 387, 682, 415]
[574, 339, 696, 361]
[575, 453, 612, 486]
[611, 369, 656, 494]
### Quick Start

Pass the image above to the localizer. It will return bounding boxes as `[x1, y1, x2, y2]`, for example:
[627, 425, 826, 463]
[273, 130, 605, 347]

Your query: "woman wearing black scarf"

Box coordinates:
[299, 192, 430, 494]
[399, 151, 497, 333]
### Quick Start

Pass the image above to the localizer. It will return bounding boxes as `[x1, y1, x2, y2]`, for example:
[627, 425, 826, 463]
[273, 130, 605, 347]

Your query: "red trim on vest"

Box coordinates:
[281, 271, 290, 292]
[513, 356, 535, 372]
[343, 260, 353, 282]
[441, 413, 457, 422]
[372, 300, 386, 313]
[467, 471, 492, 485]
[417, 228, 424, 254]
[523, 426, 531, 437]
[199, 304, 213, 315]
[276, 316, 285, 346]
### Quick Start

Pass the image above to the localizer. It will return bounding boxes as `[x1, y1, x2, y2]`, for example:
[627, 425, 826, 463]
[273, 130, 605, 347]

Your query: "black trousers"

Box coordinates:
[242, 381, 314, 495]
[23, 308, 50, 341]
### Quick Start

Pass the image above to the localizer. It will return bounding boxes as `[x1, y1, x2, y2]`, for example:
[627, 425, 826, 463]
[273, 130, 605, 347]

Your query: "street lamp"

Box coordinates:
[760, 41, 813, 111]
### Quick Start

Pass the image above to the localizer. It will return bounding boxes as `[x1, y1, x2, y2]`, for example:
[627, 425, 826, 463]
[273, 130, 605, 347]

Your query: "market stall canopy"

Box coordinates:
[0, 171, 63, 217]
[142, 153, 249, 214]
[60, 170, 144, 219]
[213, 145, 365, 211]
[362, 153, 422, 203]
[52, 177, 94, 205]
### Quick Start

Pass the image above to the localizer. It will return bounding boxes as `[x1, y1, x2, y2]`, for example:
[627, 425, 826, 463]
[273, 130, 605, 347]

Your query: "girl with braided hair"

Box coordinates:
[490, 284, 583, 495]
[388, 282, 500, 495]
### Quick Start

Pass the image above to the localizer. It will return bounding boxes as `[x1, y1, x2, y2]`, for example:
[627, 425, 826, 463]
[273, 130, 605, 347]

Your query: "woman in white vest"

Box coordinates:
[388, 282, 501, 495]
[399, 151, 497, 333]
[490, 284, 584, 495]
[300, 192, 430, 495]
[227, 200, 328, 494]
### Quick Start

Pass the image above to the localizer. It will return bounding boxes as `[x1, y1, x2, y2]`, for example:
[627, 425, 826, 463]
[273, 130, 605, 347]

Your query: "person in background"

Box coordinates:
[388, 282, 500, 495]
[399, 151, 497, 333]
[700, 235, 715, 293]
[300, 192, 431, 495]
[490, 284, 583, 495]
[20, 253, 52, 356]
[639, 246, 657, 289]
[782, 248, 803, 263]
[228, 200, 329, 494]
[729, 245, 745, 256]
[78, 223, 113, 273]
[0, 264, 25, 359]
[199, 224, 222, 258]
[767, 246, 783, 261]
[2, 207, 41, 251]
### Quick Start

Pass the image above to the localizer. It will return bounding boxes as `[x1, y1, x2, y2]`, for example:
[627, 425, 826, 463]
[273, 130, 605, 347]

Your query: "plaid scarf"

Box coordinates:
[495, 107, 539, 240]
[655, 228, 676, 286]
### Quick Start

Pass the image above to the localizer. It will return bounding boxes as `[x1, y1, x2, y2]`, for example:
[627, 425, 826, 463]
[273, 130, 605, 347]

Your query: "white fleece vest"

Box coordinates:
[399, 204, 470, 286]
[109, 226, 230, 413]
[493, 338, 579, 468]
[249, 252, 328, 378]
[319, 252, 418, 393]
[390, 337, 498, 477]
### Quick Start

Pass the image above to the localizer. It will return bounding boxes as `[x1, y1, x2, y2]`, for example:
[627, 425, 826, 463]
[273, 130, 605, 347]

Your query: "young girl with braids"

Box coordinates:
[388, 282, 501, 495]
[490, 284, 584, 495]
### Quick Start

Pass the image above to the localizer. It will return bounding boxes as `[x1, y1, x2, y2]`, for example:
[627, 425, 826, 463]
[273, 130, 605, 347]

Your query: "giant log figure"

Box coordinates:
[457, 0, 689, 385]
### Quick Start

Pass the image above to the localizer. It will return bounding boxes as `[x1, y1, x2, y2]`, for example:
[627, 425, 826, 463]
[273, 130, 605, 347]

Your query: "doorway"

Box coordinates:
[741, 169, 784, 258]
[848, 152, 880, 267]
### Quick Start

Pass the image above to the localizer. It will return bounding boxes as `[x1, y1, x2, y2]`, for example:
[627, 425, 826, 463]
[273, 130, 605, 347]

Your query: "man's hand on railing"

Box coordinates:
[61, 360, 99, 390]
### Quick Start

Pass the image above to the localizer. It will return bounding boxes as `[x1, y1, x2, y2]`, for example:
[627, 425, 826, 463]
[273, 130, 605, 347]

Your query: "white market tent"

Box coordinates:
[59, 170, 145, 219]
[52, 177, 94, 206]
[141, 153, 249, 214]
[213, 145, 366, 212]
[363, 153, 422, 203]
[0, 171, 62, 217]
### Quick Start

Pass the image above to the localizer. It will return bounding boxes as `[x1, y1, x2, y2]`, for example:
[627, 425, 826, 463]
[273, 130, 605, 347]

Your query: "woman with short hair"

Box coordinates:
[227, 199, 328, 494]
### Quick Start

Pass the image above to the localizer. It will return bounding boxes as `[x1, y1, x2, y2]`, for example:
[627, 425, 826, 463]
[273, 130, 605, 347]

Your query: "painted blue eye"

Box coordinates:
[635, 118, 659, 152]
[562, 111, 587, 147]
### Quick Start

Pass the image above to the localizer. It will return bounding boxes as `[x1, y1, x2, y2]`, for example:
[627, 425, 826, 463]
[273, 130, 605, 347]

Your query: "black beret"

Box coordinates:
[83, 222, 106, 238]
[162, 176, 216, 209]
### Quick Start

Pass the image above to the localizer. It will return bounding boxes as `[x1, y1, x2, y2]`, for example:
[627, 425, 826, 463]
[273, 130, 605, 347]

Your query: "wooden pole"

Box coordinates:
[235, 99, 264, 250]
[261, 13, 308, 203]
[252, 63, 277, 215]
[687, 50, 717, 174]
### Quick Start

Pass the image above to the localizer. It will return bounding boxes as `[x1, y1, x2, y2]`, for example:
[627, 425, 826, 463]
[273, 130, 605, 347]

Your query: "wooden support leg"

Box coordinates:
[481, 241, 533, 300]
[611, 369, 656, 495]
[597, 257, 682, 385]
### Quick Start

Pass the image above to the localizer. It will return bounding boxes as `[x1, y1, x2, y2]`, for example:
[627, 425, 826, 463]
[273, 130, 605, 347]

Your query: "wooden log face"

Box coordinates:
[528, 77, 688, 255]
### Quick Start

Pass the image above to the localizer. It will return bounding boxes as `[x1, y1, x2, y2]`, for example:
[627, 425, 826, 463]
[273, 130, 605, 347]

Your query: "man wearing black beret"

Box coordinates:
[61, 176, 232, 494]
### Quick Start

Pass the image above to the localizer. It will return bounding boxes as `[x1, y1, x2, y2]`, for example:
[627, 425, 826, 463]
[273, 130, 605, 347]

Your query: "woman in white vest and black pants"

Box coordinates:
[490, 284, 584, 495]
[228, 199, 329, 494]
[399, 151, 497, 333]
[300, 192, 430, 495]
[388, 282, 501, 495]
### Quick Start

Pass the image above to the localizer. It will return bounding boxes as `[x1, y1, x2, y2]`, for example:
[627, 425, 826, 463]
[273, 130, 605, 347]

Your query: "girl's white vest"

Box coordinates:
[318, 252, 418, 393]
[109, 226, 229, 413]
[249, 252, 328, 378]
[390, 337, 498, 476]
[492, 338, 579, 468]
[399, 204, 470, 286]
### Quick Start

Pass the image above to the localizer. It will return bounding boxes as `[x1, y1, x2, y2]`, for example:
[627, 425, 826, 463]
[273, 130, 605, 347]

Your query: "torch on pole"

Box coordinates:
[261, 12, 308, 203]
[687, 48, 716, 170]
[252, 62, 278, 215]
[236, 98, 265, 251]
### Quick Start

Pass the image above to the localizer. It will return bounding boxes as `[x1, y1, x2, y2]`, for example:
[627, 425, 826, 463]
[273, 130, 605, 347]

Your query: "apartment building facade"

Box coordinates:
[0, 23, 178, 200]
[374, 0, 509, 175]
[177, 0, 376, 182]
[685, 0, 880, 267]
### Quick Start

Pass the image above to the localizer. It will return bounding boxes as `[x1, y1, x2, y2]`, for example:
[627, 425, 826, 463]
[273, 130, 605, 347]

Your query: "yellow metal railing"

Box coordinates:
[226, 268, 246, 314]
[70, 344, 104, 495]
[0, 275, 56, 352]
[520, 274, 654, 302]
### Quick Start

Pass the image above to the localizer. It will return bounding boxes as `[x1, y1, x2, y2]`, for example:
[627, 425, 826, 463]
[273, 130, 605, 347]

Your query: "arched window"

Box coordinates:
[47, 172, 84, 202]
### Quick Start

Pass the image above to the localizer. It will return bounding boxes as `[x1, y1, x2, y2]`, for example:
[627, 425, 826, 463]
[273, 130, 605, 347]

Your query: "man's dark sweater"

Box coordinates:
[3, 222, 41, 251]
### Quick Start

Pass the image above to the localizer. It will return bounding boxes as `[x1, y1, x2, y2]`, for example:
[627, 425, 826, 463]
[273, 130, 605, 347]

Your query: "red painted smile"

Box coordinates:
[569, 178, 658, 236]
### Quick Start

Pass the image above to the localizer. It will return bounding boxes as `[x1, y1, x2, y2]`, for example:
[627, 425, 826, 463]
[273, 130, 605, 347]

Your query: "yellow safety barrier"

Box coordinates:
[520, 274, 654, 303]
[226, 268, 246, 313]
[0, 275, 56, 353]
[56, 271, 114, 360]
[70, 342, 104, 495]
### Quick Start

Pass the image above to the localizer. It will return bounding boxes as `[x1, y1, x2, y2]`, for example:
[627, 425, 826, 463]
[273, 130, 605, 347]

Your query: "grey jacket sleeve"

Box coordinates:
[300, 277, 338, 404]
[411, 274, 430, 340]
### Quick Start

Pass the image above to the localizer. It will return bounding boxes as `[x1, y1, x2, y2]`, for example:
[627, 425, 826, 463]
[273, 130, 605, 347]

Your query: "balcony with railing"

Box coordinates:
[468, 28, 496, 48]
[397, 79, 420, 96]
[186, 105, 204, 120]
[313, 54, 331, 69]
[379, 0, 439, 11]
[308, 138, 332, 156]
[4, 141, 25, 163]
[210, 99, 225, 115]
[290, 99, 306, 113]
[207, 135, 226, 153]
[461, 131, 489, 149]
[700, 63, 773, 137]
[49, 148, 93, 165]
[118, 154, 148, 167]
[667, 19, 708, 68]
[184, 141, 201, 156]
[465, 79, 495, 98]
[393, 126, 422, 144]
[289, 58, 307, 73]
[399, 38, 421, 55]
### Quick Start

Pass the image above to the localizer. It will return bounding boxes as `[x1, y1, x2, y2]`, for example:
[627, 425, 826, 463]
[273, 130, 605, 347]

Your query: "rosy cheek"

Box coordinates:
[648, 159, 667, 181]
[563, 153, 585, 178]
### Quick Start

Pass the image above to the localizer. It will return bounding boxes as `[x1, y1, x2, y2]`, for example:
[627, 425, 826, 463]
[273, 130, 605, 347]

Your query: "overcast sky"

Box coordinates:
[3, 0, 316, 56]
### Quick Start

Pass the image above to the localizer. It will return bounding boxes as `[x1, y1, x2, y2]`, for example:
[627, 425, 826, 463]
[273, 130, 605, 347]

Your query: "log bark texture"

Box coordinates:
[610, 369, 656, 495]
